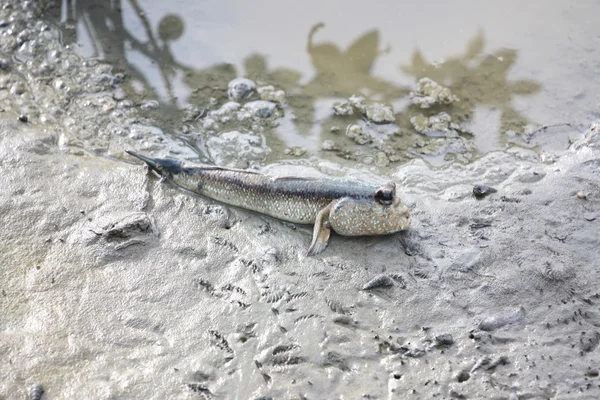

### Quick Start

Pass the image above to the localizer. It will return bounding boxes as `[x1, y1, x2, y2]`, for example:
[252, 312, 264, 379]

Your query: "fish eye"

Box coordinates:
[375, 188, 394, 205]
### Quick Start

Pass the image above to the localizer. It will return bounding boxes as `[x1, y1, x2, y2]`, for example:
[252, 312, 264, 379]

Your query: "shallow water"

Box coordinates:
[53, 0, 600, 167]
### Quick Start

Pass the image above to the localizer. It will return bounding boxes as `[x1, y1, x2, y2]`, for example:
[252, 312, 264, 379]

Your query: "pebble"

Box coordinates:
[478, 307, 525, 331]
[473, 184, 497, 198]
[410, 77, 459, 108]
[435, 333, 454, 346]
[321, 140, 337, 151]
[18, 114, 28, 123]
[228, 77, 256, 102]
[410, 112, 453, 134]
[28, 383, 44, 400]
[346, 124, 370, 145]
[209, 101, 240, 120]
[576, 191, 586, 199]
[284, 146, 305, 157]
[375, 152, 390, 167]
[140, 100, 159, 110]
[332, 102, 354, 116]
[362, 274, 394, 290]
[257, 85, 285, 104]
[244, 100, 276, 118]
[365, 103, 395, 124]
[112, 87, 126, 101]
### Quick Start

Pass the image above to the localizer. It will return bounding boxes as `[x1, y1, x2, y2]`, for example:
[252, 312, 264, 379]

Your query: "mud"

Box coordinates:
[1, 115, 599, 399]
[1, 1, 600, 399]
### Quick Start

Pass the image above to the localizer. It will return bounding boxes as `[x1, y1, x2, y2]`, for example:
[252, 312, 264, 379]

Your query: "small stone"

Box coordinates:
[209, 101, 240, 119]
[362, 274, 394, 290]
[435, 334, 454, 346]
[202, 117, 217, 130]
[0, 57, 9, 71]
[347, 124, 363, 136]
[346, 124, 370, 145]
[348, 95, 367, 114]
[228, 77, 256, 102]
[332, 102, 354, 116]
[257, 85, 285, 104]
[113, 87, 126, 101]
[576, 191, 587, 199]
[140, 100, 159, 110]
[29, 383, 45, 400]
[365, 103, 395, 124]
[410, 77, 459, 108]
[478, 307, 525, 331]
[321, 140, 337, 151]
[409, 115, 429, 134]
[284, 146, 305, 157]
[411, 112, 454, 134]
[330, 126, 340, 133]
[375, 152, 390, 167]
[473, 184, 497, 198]
[18, 114, 28, 123]
[244, 100, 276, 118]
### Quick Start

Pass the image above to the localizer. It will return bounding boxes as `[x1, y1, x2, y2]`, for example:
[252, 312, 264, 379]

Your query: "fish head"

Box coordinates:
[329, 182, 410, 236]
[126, 150, 182, 179]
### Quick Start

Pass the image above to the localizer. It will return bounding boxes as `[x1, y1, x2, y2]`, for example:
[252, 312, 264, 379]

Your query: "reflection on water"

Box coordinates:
[53, 0, 546, 166]
[400, 29, 541, 134]
[60, 0, 193, 113]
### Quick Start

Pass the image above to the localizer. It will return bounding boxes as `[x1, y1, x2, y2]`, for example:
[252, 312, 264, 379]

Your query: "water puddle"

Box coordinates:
[21, 0, 595, 171]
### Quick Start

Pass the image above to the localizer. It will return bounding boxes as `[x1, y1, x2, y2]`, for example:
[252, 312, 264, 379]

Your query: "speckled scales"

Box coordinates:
[174, 168, 378, 224]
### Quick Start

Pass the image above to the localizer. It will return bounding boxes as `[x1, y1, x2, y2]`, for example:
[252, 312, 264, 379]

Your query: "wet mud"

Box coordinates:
[1, 1, 600, 399]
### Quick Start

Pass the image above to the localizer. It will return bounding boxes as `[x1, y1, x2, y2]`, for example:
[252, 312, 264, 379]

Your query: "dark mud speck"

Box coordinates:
[473, 184, 497, 198]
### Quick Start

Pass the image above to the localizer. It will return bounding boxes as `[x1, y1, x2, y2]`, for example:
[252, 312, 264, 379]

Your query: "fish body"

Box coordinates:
[126, 151, 410, 255]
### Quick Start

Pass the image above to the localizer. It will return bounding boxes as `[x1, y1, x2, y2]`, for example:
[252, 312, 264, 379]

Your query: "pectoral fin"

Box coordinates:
[307, 203, 334, 256]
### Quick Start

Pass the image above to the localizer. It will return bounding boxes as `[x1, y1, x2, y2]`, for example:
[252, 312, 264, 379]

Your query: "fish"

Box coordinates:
[126, 151, 410, 255]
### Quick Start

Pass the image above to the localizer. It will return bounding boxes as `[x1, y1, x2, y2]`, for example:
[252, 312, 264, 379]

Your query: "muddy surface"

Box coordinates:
[1, 1, 600, 399]
[2, 112, 600, 400]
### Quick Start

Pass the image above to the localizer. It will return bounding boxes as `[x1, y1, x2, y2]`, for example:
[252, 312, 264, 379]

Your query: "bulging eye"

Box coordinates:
[375, 188, 394, 205]
[375, 182, 396, 205]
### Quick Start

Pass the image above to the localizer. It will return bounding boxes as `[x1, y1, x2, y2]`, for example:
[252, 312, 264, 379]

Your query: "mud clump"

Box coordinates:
[333, 95, 395, 124]
[410, 112, 459, 134]
[410, 77, 459, 108]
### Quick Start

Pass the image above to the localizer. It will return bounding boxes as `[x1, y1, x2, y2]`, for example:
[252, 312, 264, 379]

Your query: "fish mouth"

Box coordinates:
[126, 150, 182, 177]
[126, 150, 161, 173]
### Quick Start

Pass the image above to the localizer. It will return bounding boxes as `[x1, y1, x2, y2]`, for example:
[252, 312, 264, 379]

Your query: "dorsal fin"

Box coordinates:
[272, 176, 320, 182]
[184, 164, 262, 175]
